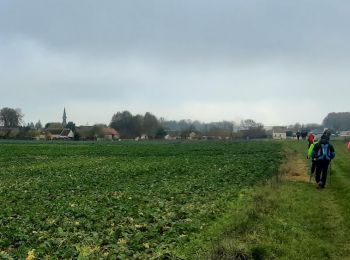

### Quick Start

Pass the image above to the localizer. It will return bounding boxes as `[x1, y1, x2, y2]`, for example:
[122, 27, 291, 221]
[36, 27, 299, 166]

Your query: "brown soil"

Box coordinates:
[280, 153, 310, 182]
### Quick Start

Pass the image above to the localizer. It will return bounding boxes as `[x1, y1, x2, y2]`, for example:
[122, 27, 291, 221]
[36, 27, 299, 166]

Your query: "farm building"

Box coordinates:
[140, 134, 148, 140]
[164, 133, 182, 140]
[135, 134, 148, 141]
[102, 127, 120, 140]
[272, 126, 287, 140]
[46, 128, 74, 140]
[37, 131, 47, 140]
[188, 132, 198, 140]
[76, 125, 120, 140]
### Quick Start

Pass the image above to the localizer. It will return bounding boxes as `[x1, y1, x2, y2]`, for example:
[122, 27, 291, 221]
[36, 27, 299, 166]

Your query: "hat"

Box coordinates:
[320, 134, 330, 142]
[323, 129, 331, 138]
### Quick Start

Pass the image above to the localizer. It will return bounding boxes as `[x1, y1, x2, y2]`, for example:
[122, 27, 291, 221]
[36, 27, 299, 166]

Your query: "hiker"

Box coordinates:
[307, 137, 318, 178]
[307, 132, 315, 148]
[312, 130, 335, 188]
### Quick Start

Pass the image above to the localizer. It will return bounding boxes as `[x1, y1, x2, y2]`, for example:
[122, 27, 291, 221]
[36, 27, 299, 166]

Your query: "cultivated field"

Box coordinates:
[0, 141, 282, 259]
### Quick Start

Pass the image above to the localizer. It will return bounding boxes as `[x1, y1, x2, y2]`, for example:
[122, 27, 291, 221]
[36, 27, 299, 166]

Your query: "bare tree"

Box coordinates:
[0, 107, 23, 127]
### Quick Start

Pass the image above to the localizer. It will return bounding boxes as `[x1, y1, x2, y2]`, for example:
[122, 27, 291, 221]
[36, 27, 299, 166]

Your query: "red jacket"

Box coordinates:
[308, 134, 315, 142]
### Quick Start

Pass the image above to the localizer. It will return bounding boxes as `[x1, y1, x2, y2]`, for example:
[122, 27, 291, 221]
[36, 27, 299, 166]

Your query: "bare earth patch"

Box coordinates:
[280, 153, 310, 182]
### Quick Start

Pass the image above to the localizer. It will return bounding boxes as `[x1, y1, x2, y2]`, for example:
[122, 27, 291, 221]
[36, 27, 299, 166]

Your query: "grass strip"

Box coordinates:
[201, 140, 350, 259]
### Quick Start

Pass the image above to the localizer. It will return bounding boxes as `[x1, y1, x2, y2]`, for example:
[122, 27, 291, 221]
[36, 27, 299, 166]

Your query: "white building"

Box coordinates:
[272, 126, 287, 140]
[340, 131, 350, 137]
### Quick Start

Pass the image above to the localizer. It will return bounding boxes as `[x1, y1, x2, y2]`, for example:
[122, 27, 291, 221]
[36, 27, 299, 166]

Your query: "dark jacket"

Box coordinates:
[312, 135, 335, 161]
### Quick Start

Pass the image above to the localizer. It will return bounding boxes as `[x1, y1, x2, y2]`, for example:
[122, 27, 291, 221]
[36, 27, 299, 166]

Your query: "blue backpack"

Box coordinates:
[316, 143, 331, 160]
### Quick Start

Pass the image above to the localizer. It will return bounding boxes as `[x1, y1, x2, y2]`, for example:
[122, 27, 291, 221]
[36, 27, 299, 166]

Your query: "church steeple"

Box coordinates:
[62, 108, 67, 127]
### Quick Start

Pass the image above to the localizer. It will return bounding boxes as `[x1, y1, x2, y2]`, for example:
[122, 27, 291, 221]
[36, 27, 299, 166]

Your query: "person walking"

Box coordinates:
[312, 130, 335, 189]
[307, 137, 318, 180]
[307, 132, 315, 148]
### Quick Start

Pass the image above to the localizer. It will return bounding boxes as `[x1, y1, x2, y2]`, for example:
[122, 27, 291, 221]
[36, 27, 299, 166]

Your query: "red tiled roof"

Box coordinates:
[103, 127, 119, 136]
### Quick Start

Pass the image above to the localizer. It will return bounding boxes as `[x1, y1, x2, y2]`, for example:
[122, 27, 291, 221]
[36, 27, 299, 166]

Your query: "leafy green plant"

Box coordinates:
[0, 141, 282, 258]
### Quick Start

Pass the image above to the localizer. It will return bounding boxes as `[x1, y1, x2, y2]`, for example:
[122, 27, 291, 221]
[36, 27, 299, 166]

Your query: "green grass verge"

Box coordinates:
[201, 140, 350, 260]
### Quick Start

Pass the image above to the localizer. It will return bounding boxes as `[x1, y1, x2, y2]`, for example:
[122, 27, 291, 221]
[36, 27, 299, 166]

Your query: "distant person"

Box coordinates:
[312, 130, 335, 189]
[307, 137, 318, 180]
[296, 131, 301, 140]
[301, 130, 308, 140]
[307, 132, 315, 148]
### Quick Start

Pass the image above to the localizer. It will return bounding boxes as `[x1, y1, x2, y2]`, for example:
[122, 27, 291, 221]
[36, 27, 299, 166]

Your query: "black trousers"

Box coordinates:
[315, 160, 330, 187]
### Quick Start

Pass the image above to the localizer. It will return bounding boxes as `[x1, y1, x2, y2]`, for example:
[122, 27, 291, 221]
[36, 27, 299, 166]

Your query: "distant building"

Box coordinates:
[272, 126, 287, 140]
[164, 134, 178, 140]
[61, 129, 74, 139]
[340, 131, 350, 137]
[188, 132, 198, 140]
[45, 128, 74, 140]
[140, 134, 148, 140]
[62, 108, 67, 127]
[102, 127, 120, 140]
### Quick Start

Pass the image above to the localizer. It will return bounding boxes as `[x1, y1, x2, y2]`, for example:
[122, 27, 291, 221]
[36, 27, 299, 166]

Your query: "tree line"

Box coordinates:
[323, 112, 350, 131]
[108, 111, 267, 139]
[0, 107, 23, 127]
[109, 111, 166, 139]
[1, 106, 350, 140]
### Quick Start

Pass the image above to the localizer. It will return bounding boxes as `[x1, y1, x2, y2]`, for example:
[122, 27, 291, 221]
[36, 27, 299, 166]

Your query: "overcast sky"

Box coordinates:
[0, 0, 349, 126]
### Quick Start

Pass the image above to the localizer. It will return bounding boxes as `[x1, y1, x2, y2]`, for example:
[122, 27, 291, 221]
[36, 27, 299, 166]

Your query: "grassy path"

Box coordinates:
[204, 140, 350, 259]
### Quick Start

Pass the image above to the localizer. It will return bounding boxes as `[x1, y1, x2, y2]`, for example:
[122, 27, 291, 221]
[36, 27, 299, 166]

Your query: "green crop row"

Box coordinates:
[0, 141, 282, 259]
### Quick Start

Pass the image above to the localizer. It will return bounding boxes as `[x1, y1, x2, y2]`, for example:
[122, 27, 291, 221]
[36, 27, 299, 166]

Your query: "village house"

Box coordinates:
[135, 134, 148, 141]
[164, 134, 180, 140]
[188, 131, 198, 140]
[140, 134, 148, 140]
[101, 127, 120, 140]
[37, 131, 47, 140]
[45, 128, 74, 140]
[272, 126, 287, 140]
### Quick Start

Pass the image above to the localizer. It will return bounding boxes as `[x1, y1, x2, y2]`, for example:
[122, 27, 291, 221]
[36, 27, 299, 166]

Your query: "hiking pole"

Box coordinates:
[309, 160, 315, 183]
[329, 160, 332, 185]
[309, 171, 313, 183]
[309, 161, 312, 183]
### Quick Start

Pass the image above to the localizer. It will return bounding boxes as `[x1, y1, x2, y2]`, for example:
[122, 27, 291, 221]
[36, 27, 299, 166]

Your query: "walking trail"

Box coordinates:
[280, 151, 310, 183]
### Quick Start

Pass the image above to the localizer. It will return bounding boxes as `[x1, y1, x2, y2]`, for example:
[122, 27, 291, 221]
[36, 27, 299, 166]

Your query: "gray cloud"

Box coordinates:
[1, 0, 350, 126]
[2, 1, 350, 60]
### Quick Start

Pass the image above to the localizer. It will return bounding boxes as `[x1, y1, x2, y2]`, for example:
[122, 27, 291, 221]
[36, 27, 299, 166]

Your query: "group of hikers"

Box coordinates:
[306, 129, 336, 189]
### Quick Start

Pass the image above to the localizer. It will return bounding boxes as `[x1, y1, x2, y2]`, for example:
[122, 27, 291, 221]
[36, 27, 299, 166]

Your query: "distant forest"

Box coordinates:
[323, 112, 350, 131]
